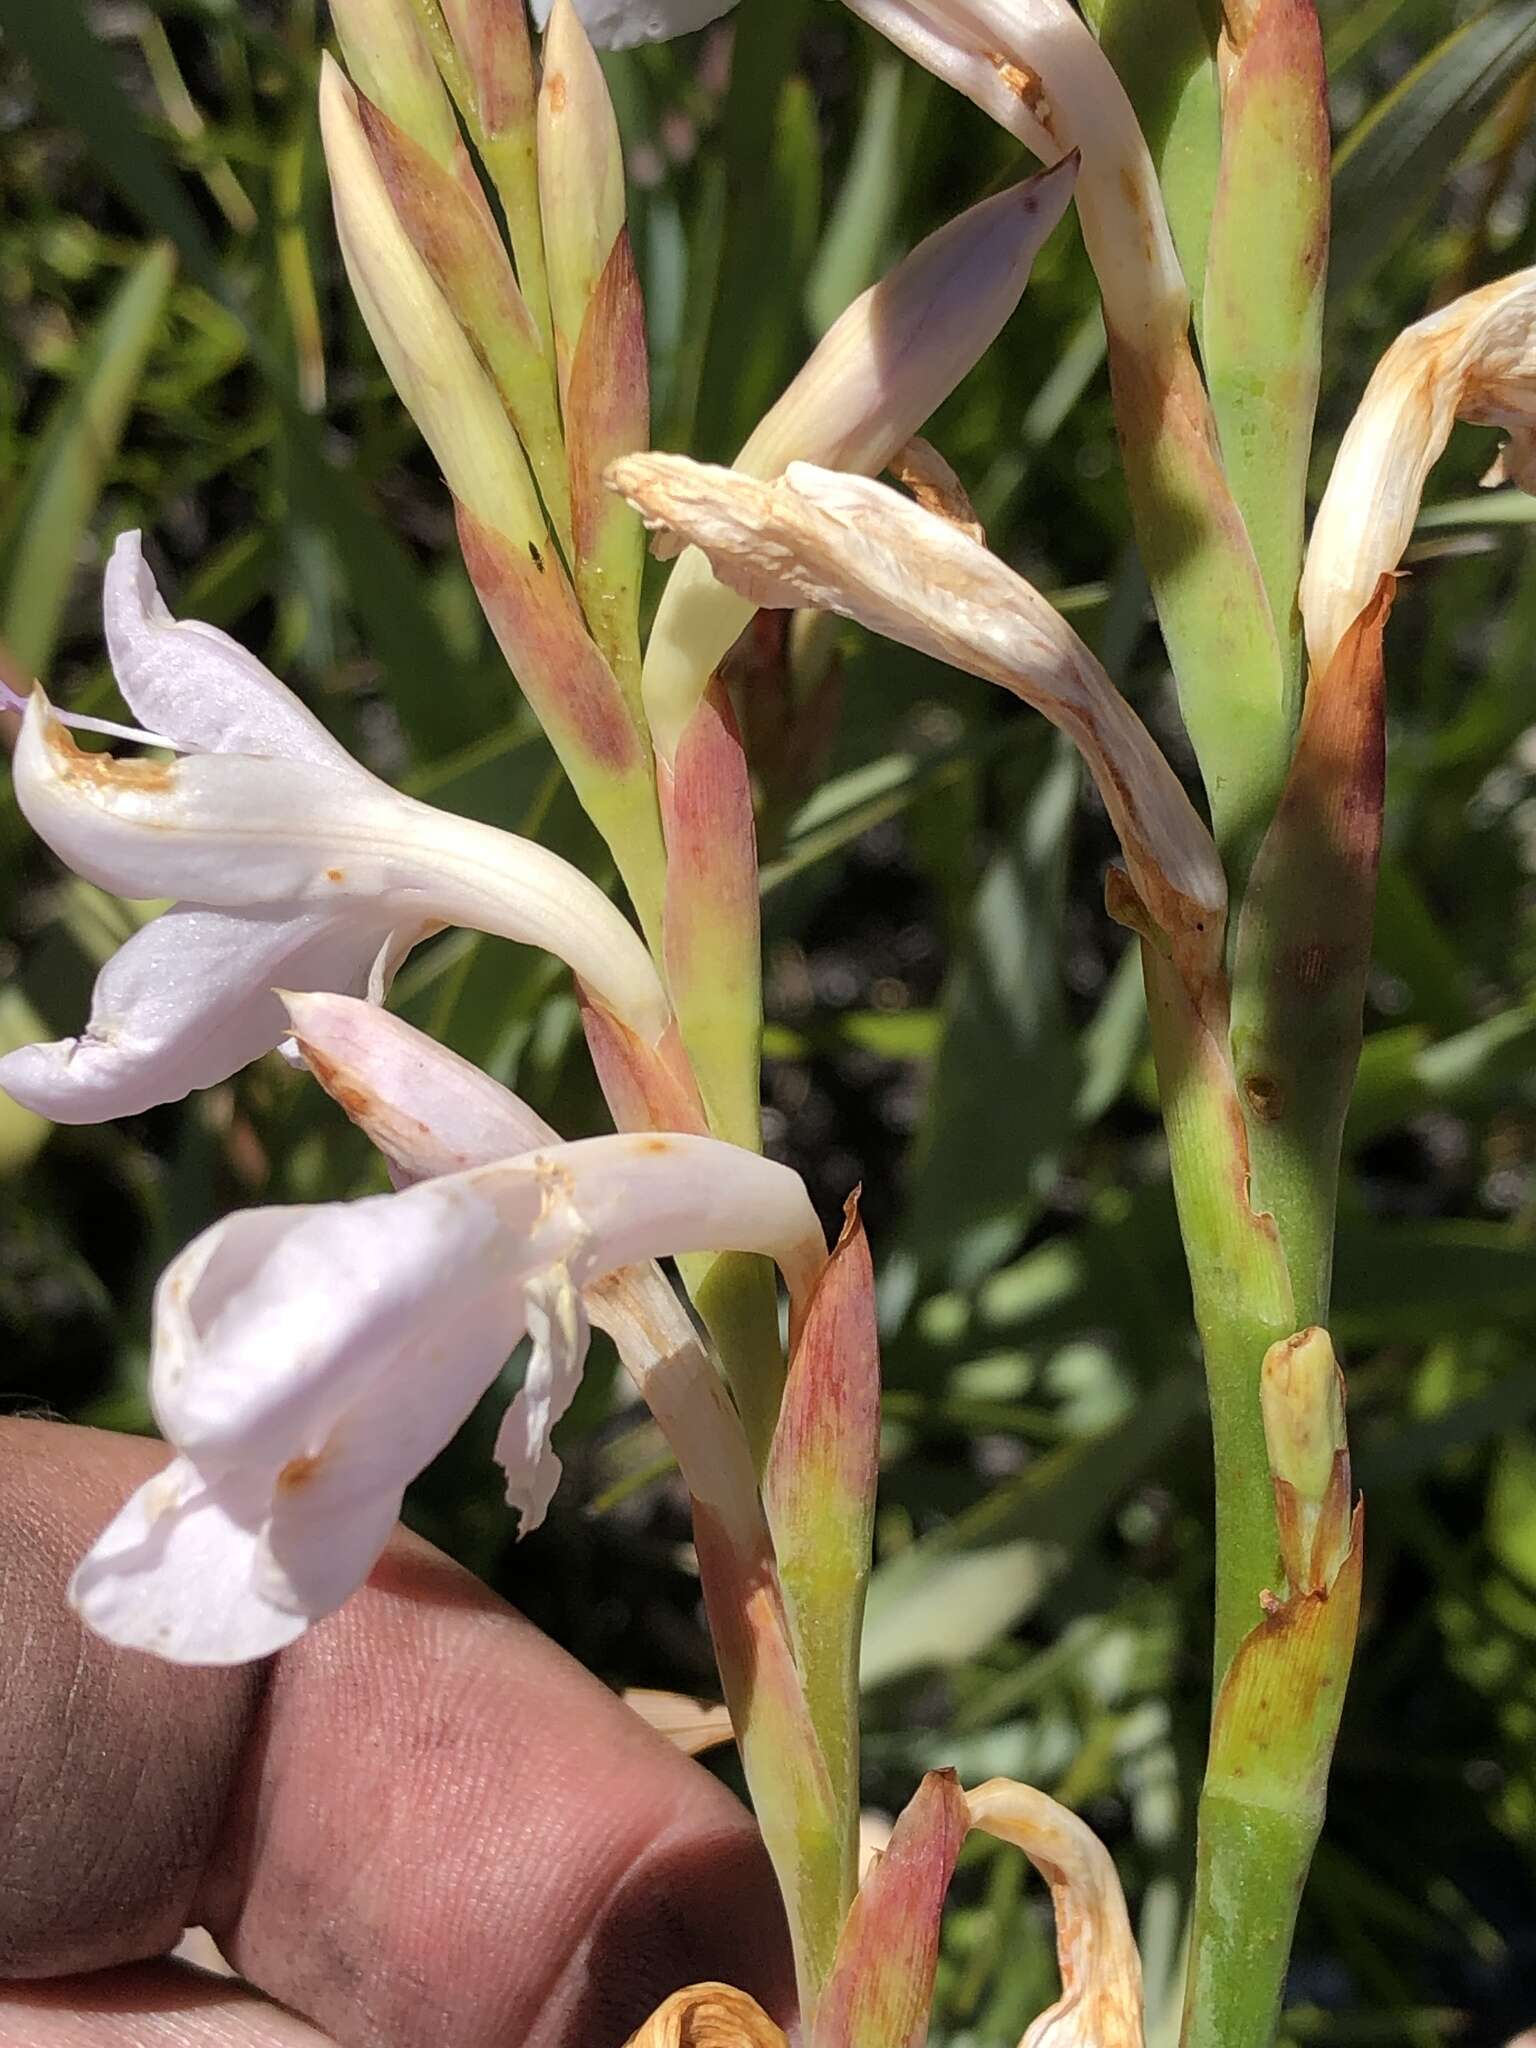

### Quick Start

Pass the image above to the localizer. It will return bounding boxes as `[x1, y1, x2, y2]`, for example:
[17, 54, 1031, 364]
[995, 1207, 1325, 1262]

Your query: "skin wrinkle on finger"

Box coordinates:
[0, 1960, 336, 2046]
[201, 1544, 791, 2048]
[0, 1421, 793, 2047]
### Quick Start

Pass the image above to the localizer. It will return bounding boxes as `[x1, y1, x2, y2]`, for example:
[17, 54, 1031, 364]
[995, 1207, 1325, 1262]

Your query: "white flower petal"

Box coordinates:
[257, 1437, 406, 1624]
[495, 1265, 592, 1533]
[68, 1456, 308, 1665]
[474, 1132, 827, 1312]
[152, 1180, 515, 1460]
[104, 533, 356, 768]
[0, 905, 403, 1124]
[530, 0, 736, 49]
[14, 689, 671, 1048]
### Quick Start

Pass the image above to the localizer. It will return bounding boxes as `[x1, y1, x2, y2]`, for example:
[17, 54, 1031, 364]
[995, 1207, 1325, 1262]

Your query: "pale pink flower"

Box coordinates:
[281, 990, 768, 1556]
[0, 534, 668, 1123]
[71, 1121, 823, 1664]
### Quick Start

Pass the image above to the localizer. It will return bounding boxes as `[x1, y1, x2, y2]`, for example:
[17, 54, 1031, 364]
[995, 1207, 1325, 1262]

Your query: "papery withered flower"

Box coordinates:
[530, 0, 740, 48]
[281, 991, 765, 1551]
[966, 1778, 1144, 2047]
[69, 1126, 823, 1663]
[641, 158, 1078, 764]
[0, 535, 669, 1124]
[614, 454, 1227, 981]
[624, 1983, 789, 2048]
[836, 0, 1187, 354]
[1300, 267, 1536, 675]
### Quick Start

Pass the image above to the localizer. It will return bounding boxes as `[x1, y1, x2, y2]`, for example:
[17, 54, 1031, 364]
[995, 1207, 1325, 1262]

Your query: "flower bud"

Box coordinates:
[319, 55, 546, 552]
[538, 0, 626, 396]
[329, 0, 460, 171]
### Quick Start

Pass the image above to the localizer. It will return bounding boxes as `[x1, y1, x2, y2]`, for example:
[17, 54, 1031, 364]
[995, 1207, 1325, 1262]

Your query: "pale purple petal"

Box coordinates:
[281, 990, 557, 1184]
[68, 1455, 309, 1665]
[531, 0, 736, 50]
[494, 1266, 592, 1533]
[104, 533, 354, 768]
[0, 905, 406, 1124]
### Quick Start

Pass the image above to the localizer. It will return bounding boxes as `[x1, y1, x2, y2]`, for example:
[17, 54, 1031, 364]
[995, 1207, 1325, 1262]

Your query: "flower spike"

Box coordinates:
[1301, 266, 1536, 675]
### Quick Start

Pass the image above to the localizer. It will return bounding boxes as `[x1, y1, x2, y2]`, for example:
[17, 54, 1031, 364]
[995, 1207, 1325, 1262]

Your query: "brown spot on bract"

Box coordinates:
[325, 867, 345, 883]
[547, 70, 567, 113]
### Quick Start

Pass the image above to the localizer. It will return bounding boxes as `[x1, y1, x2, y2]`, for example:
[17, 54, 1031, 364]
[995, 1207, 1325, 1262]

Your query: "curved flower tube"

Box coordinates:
[0, 534, 670, 1125]
[1300, 267, 1536, 676]
[614, 453, 1226, 984]
[281, 989, 766, 1550]
[835, 0, 1187, 356]
[70, 1125, 824, 1664]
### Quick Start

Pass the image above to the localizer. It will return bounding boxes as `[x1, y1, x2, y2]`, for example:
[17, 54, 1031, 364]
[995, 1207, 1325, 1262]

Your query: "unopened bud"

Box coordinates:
[640, 158, 1078, 762]
[442, 0, 536, 138]
[538, 0, 626, 396]
[319, 55, 545, 552]
[329, 0, 461, 172]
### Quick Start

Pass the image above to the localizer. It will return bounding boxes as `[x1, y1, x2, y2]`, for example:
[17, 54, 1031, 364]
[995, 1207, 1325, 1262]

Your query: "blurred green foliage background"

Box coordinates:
[3, 0, 1536, 2039]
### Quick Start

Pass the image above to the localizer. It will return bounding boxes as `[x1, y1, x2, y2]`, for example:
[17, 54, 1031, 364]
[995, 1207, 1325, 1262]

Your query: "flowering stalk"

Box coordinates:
[1201, 0, 1329, 708]
[837, 0, 1289, 874]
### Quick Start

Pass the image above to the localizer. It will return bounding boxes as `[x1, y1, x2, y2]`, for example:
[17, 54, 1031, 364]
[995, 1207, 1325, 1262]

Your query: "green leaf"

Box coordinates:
[806, 58, 907, 336]
[1331, 0, 1536, 304]
[0, 243, 176, 676]
[902, 743, 1078, 1274]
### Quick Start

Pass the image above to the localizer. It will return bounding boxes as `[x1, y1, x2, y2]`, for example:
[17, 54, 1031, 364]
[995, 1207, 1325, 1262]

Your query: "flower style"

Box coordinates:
[0, 533, 671, 1125]
[613, 454, 1227, 983]
[70, 1113, 823, 1664]
[1300, 266, 1536, 676]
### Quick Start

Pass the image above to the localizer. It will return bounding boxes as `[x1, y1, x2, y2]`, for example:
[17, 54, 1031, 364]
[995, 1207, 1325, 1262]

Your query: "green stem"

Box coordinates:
[1143, 944, 1295, 1680]
[1180, 1799, 1318, 2048]
[686, 1251, 787, 1477]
